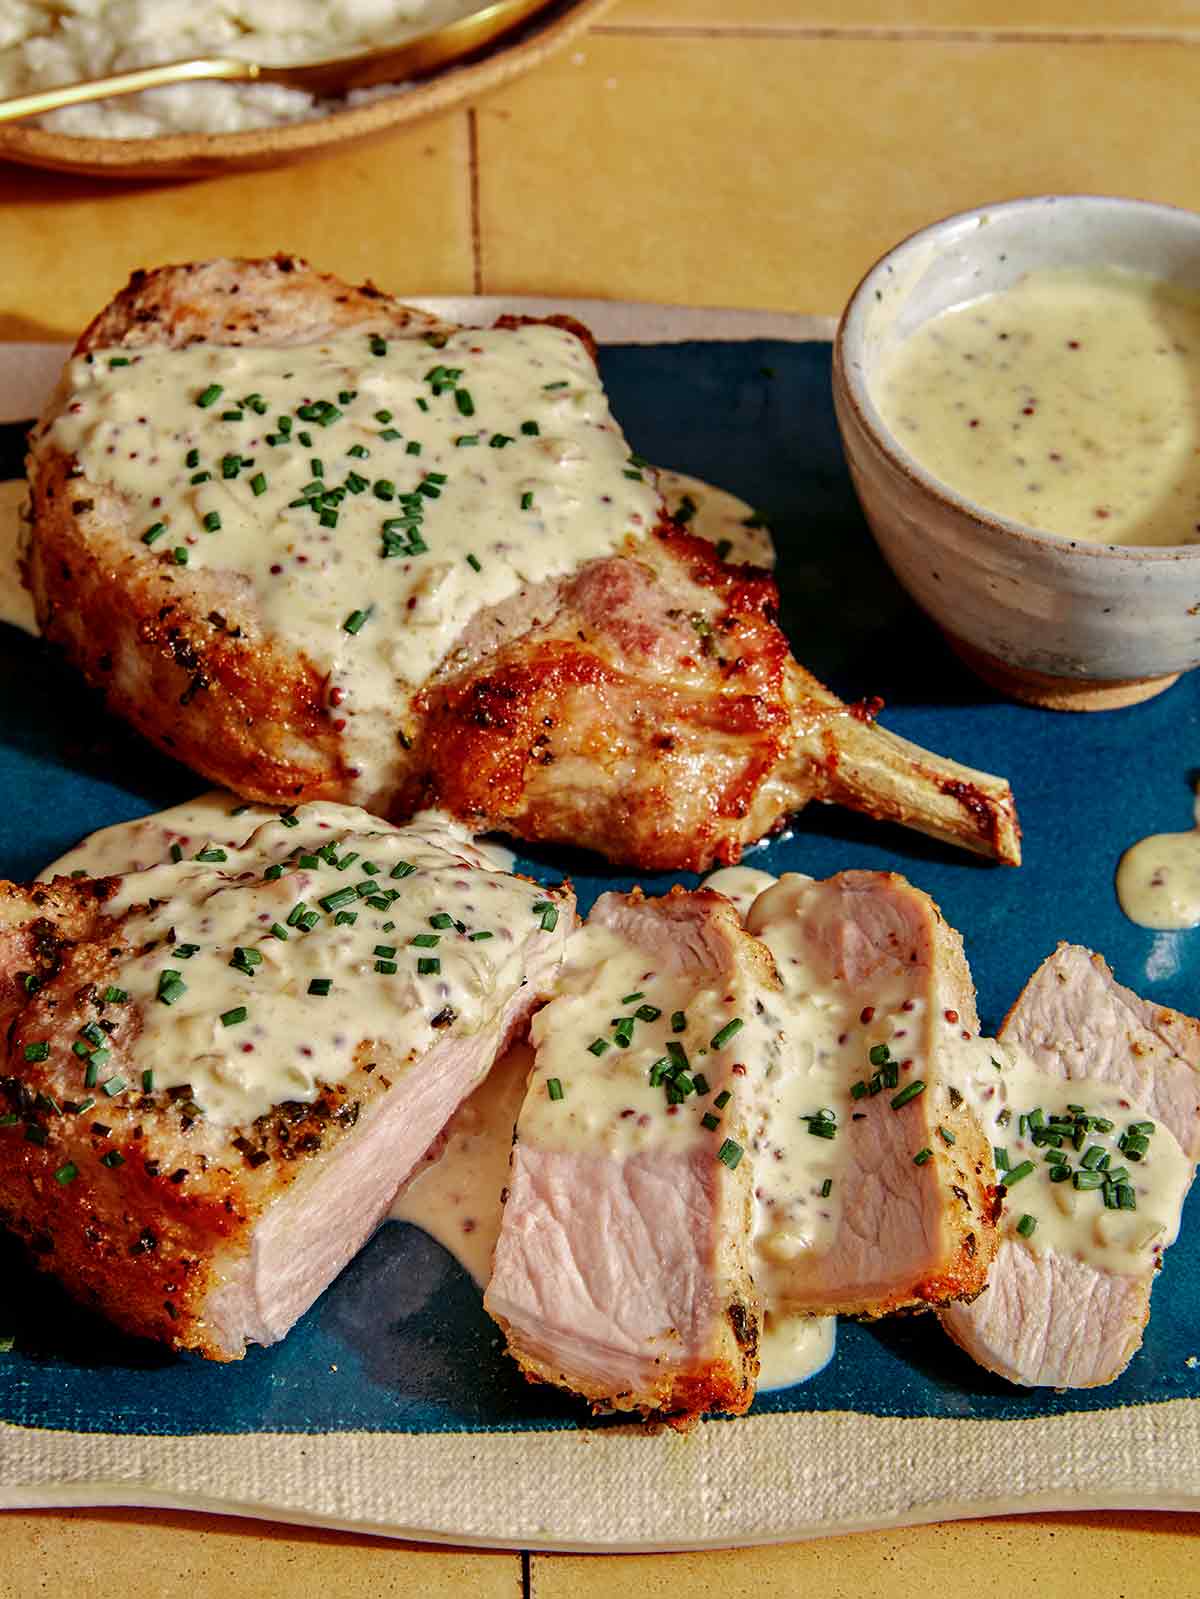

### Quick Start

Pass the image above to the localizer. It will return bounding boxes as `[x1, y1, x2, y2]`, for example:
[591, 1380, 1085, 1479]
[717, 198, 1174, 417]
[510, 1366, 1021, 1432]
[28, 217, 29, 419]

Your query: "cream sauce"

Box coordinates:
[390, 1039, 533, 1287]
[1116, 788, 1200, 930]
[520, 921, 775, 1158]
[0, 479, 36, 637]
[46, 324, 660, 809]
[961, 1047, 1192, 1274]
[757, 1311, 837, 1390]
[701, 864, 783, 920]
[656, 468, 776, 568]
[92, 801, 564, 1128]
[878, 266, 1200, 546]
[41, 788, 515, 882]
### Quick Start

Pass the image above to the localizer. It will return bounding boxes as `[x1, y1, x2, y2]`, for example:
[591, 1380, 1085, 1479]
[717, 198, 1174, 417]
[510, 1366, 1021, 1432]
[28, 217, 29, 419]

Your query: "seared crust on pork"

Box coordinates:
[27, 256, 1021, 871]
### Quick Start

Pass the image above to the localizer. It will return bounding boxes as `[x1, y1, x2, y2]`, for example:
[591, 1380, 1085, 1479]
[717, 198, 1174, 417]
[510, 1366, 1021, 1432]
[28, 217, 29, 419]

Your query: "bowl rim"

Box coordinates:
[833, 191, 1200, 565]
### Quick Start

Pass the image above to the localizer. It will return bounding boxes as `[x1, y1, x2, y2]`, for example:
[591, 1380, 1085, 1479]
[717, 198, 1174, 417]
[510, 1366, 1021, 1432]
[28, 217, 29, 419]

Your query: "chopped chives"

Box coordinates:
[1073, 1169, 1106, 1190]
[635, 1004, 662, 1023]
[411, 933, 440, 948]
[23, 1041, 49, 1063]
[196, 383, 223, 408]
[468, 929, 493, 941]
[156, 969, 186, 1006]
[701, 1112, 721, 1132]
[1003, 1159, 1035, 1187]
[520, 491, 534, 510]
[671, 1010, 686, 1033]
[172, 546, 189, 565]
[100, 1149, 124, 1168]
[202, 511, 222, 533]
[343, 609, 370, 634]
[890, 1080, 926, 1110]
[101, 1076, 127, 1098]
[1015, 1213, 1038, 1238]
[547, 1077, 564, 1101]
[692, 1073, 710, 1095]
[913, 1148, 933, 1166]
[334, 911, 358, 926]
[375, 959, 397, 975]
[466, 553, 482, 572]
[430, 912, 455, 929]
[716, 1138, 743, 1170]
[103, 986, 128, 1004]
[455, 389, 475, 417]
[821, 1178, 834, 1198]
[374, 945, 397, 959]
[195, 847, 227, 862]
[714, 1090, 732, 1110]
[220, 1007, 247, 1027]
[54, 1162, 79, 1185]
[141, 1069, 154, 1092]
[417, 957, 441, 975]
[938, 1124, 956, 1145]
[142, 522, 166, 545]
[710, 1017, 744, 1050]
[251, 472, 268, 497]
[390, 861, 416, 879]
[587, 1038, 611, 1056]
[319, 886, 358, 913]
[621, 992, 645, 1004]
[521, 420, 540, 435]
[307, 978, 332, 996]
[539, 905, 559, 932]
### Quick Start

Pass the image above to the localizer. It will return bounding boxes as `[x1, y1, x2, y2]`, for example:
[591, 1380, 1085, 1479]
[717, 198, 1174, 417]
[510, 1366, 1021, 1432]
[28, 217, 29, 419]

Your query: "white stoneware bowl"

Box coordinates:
[832, 194, 1200, 710]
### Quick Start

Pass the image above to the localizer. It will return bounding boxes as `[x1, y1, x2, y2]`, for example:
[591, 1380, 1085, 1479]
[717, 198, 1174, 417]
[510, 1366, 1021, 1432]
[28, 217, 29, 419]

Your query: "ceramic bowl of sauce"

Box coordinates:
[833, 194, 1200, 710]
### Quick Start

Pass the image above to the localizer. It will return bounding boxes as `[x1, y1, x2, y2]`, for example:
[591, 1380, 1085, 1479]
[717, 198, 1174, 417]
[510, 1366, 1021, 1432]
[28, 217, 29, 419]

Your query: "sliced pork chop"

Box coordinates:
[743, 871, 1000, 1317]
[0, 802, 572, 1359]
[485, 888, 777, 1423]
[941, 945, 1200, 1388]
[26, 256, 1020, 873]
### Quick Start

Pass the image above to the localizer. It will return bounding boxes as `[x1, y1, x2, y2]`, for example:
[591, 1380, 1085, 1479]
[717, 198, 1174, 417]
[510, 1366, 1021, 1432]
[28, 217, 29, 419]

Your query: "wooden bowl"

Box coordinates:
[0, 0, 611, 180]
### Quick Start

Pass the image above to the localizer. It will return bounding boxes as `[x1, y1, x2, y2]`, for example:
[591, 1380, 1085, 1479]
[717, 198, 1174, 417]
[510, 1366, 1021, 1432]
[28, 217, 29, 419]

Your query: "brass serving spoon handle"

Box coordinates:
[0, 0, 555, 125]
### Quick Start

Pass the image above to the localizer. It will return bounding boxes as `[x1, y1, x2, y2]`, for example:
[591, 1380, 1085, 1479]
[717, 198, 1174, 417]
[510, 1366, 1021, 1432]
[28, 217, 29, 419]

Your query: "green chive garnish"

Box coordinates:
[157, 969, 186, 1006]
[307, 978, 332, 996]
[344, 609, 369, 635]
[197, 384, 223, 408]
[1016, 1213, 1038, 1238]
[23, 1042, 49, 1063]
[710, 1018, 743, 1050]
[716, 1138, 743, 1170]
[547, 1077, 564, 1101]
[417, 957, 440, 975]
[54, 1162, 79, 1185]
[220, 1007, 247, 1027]
[1003, 1160, 1035, 1187]
[142, 522, 166, 545]
[913, 1148, 933, 1165]
[890, 1080, 926, 1110]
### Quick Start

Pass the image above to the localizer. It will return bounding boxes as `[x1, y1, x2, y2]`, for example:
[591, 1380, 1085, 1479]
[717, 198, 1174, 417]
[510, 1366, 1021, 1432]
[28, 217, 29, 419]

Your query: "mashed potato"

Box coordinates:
[0, 0, 480, 137]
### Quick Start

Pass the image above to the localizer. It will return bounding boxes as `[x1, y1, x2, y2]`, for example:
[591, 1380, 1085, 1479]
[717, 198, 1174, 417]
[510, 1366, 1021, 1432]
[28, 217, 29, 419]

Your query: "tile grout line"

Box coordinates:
[591, 22, 1200, 45]
[468, 106, 483, 297]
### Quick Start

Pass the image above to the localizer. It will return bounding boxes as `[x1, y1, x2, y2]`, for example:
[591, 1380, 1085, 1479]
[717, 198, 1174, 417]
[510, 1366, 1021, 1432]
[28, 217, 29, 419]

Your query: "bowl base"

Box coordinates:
[943, 633, 1181, 711]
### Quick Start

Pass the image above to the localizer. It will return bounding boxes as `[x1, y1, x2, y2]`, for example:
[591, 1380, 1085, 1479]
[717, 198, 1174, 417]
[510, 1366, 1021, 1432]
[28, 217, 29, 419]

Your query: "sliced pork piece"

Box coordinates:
[743, 871, 999, 1318]
[0, 802, 571, 1359]
[941, 946, 1200, 1388]
[485, 888, 779, 1423]
[27, 255, 1021, 873]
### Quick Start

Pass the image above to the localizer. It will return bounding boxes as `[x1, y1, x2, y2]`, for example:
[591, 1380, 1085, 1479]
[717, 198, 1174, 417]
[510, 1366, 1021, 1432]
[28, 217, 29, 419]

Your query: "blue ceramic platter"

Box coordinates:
[2, 337, 1199, 1441]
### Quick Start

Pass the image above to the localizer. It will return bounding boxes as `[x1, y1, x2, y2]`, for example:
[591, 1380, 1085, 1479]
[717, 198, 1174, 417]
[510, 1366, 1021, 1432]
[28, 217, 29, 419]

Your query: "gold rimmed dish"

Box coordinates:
[0, 0, 610, 180]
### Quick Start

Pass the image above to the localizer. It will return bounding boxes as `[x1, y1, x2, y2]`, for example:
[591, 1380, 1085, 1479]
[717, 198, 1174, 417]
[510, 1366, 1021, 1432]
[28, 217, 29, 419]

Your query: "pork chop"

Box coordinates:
[743, 871, 999, 1317]
[0, 802, 572, 1358]
[484, 888, 773, 1423]
[25, 256, 1021, 873]
[940, 945, 1200, 1387]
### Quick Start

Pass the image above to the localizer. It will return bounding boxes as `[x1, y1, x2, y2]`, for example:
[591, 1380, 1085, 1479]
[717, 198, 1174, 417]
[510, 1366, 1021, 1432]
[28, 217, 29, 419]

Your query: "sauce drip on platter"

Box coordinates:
[1116, 786, 1200, 930]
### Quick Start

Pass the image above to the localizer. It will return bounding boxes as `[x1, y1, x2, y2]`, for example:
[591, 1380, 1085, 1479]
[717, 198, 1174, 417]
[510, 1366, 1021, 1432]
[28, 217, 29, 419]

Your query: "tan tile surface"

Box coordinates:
[530, 1511, 1200, 1597]
[0, 115, 473, 341]
[476, 33, 1200, 314]
[0, 1509, 521, 1598]
[607, 0, 1200, 30]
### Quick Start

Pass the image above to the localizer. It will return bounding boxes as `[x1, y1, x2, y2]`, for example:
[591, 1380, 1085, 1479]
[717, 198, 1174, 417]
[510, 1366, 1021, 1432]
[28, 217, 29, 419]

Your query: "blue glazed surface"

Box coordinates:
[2, 339, 1199, 1437]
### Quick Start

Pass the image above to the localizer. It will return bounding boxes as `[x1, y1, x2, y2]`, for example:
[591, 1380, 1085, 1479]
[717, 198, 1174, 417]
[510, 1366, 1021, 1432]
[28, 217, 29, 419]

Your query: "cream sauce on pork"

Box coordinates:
[56, 800, 564, 1129]
[877, 266, 1200, 546]
[962, 1046, 1193, 1274]
[1116, 788, 1200, 930]
[656, 469, 775, 568]
[46, 324, 661, 808]
[41, 788, 515, 881]
[0, 480, 36, 637]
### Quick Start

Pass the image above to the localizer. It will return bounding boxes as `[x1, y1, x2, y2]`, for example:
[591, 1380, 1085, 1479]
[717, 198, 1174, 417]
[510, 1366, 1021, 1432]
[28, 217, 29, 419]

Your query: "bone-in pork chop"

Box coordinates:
[25, 257, 1020, 873]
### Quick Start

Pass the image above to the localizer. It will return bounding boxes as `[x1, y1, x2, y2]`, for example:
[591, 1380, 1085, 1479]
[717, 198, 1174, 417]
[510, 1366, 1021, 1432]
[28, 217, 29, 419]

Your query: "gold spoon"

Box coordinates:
[0, 0, 556, 124]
